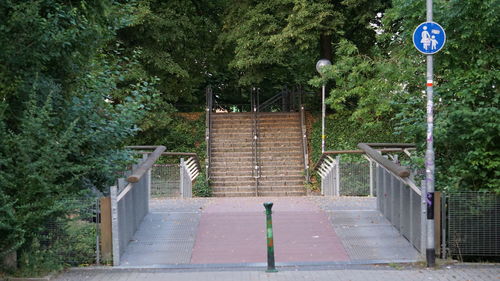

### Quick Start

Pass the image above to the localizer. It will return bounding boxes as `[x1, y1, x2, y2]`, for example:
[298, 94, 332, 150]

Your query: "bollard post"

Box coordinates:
[263, 202, 277, 272]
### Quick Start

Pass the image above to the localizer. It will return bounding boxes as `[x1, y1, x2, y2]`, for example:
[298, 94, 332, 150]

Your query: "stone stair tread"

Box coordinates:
[209, 112, 306, 197]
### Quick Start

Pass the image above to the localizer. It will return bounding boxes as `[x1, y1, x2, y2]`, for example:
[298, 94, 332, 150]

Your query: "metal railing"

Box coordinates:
[314, 149, 405, 196]
[136, 150, 201, 198]
[206, 86, 213, 181]
[315, 154, 340, 196]
[33, 195, 102, 266]
[447, 191, 500, 258]
[258, 86, 302, 112]
[151, 164, 180, 197]
[300, 104, 309, 182]
[109, 146, 201, 265]
[358, 143, 426, 255]
[213, 104, 252, 112]
[251, 87, 261, 196]
[110, 145, 165, 266]
[314, 144, 427, 255]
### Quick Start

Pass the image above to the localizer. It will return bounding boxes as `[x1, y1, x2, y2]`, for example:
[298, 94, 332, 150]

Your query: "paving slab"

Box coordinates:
[53, 264, 500, 281]
[191, 197, 349, 264]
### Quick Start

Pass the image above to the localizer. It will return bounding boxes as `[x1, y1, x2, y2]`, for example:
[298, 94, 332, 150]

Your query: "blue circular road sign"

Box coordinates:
[413, 22, 446, 54]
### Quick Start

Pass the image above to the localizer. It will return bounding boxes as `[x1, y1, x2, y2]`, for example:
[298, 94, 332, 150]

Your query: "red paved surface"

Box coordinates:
[190, 197, 349, 264]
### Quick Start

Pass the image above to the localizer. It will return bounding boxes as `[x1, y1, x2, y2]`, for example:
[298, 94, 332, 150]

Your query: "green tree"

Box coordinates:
[316, 0, 499, 192]
[0, 0, 153, 267]
[116, 0, 229, 106]
[220, 0, 390, 96]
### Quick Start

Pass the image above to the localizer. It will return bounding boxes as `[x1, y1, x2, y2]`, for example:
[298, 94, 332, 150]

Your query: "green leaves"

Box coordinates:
[0, 0, 151, 267]
[307, 0, 499, 193]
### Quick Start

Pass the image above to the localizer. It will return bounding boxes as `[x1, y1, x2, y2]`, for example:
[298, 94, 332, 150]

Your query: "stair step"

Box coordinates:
[211, 190, 306, 197]
[210, 176, 255, 182]
[255, 185, 305, 191]
[211, 175, 303, 181]
[212, 186, 256, 193]
[257, 180, 304, 186]
[211, 152, 254, 157]
[212, 131, 302, 137]
[212, 192, 257, 197]
[212, 142, 303, 148]
[212, 147, 303, 153]
[211, 171, 303, 177]
[256, 191, 306, 197]
[209, 111, 306, 197]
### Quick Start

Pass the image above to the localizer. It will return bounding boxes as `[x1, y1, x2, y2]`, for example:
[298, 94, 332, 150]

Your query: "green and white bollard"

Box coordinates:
[264, 202, 277, 272]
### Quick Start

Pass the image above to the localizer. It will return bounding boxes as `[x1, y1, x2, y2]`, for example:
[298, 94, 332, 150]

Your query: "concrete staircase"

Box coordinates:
[210, 112, 306, 197]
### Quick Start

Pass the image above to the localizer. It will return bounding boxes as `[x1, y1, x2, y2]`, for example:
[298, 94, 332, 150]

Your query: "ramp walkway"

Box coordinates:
[118, 197, 419, 268]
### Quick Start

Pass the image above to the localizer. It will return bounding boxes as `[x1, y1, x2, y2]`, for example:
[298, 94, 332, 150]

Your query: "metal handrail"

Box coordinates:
[212, 103, 252, 112]
[126, 147, 202, 181]
[364, 143, 416, 148]
[206, 87, 213, 180]
[313, 148, 409, 172]
[258, 91, 283, 112]
[300, 104, 309, 182]
[357, 143, 421, 195]
[251, 87, 260, 196]
[357, 143, 412, 178]
[126, 146, 166, 183]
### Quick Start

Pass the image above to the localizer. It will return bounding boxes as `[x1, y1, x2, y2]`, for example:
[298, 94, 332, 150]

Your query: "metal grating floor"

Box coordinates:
[119, 211, 201, 266]
[318, 198, 420, 262]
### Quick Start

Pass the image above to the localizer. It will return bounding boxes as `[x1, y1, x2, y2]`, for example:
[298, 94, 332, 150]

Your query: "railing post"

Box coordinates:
[180, 158, 185, 198]
[421, 180, 428, 257]
[110, 185, 120, 266]
[409, 182, 415, 248]
[326, 167, 332, 196]
[205, 86, 212, 181]
[441, 193, 447, 259]
[300, 105, 309, 182]
[369, 160, 375, 197]
[252, 87, 260, 196]
[331, 162, 335, 196]
[144, 153, 150, 213]
[376, 163, 383, 211]
[389, 173, 395, 224]
[335, 155, 340, 196]
[321, 175, 324, 195]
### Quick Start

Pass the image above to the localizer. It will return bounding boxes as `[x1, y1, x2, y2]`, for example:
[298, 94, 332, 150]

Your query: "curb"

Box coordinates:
[4, 275, 54, 281]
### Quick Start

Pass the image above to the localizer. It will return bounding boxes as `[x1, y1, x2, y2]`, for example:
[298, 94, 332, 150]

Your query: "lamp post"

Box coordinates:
[316, 59, 331, 153]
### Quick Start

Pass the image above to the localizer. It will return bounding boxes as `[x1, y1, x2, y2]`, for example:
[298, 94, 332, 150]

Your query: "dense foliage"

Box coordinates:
[0, 0, 498, 274]
[220, 0, 389, 98]
[0, 0, 152, 272]
[313, 0, 498, 192]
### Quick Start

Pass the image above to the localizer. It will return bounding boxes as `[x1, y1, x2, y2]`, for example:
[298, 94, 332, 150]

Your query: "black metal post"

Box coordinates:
[264, 202, 277, 272]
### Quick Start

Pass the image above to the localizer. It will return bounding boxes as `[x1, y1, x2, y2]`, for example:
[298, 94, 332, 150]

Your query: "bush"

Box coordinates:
[193, 171, 212, 197]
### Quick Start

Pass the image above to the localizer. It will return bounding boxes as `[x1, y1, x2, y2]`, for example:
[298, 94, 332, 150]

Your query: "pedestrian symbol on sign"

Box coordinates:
[413, 22, 446, 54]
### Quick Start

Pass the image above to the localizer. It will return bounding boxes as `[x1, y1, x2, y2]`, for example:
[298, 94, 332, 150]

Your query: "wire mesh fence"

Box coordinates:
[319, 156, 373, 197]
[38, 196, 101, 266]
[339, 161, 371, 196]
[151, 164, 180, 197]
[447, 191, 500, 258]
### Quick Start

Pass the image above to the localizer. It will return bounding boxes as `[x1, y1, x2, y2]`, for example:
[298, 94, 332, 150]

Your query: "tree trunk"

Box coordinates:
[320, 34, 332, 61]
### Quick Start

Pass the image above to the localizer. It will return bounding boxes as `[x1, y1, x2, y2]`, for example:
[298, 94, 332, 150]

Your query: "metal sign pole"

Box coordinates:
[425, 0, 436, 267]
[316, 59, 332, 154]
[321, 84, 326, 153]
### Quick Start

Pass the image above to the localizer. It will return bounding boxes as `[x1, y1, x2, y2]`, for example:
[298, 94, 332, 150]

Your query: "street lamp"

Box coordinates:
[316, 59, 331, 153]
